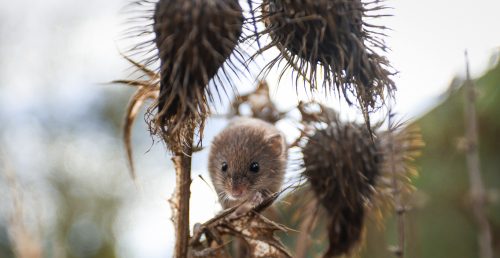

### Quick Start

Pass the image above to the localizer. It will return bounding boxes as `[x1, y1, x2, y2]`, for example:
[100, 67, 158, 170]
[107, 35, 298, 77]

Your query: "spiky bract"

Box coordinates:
[302, 111, 380, 257]
[373, 123, 424, 215]
[259, 0, 395, 125]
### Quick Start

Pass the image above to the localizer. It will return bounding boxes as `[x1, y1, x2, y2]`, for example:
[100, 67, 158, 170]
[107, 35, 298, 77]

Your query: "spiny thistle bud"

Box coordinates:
[143, 0, 244, 151]
[258, 0, 396, 127]
[298, 104, 423, 257]
[302, 111, 380, 257]
[117, 0, 245, 174]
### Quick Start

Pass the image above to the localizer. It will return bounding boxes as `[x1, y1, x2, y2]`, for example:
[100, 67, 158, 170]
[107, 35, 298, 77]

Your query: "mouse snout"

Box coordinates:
[231, 187, 245, 198]
[228, 178, 248, 199]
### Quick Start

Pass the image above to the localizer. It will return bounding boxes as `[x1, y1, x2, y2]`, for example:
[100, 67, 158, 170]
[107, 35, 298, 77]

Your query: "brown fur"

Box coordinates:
[208, 117, 287, 209]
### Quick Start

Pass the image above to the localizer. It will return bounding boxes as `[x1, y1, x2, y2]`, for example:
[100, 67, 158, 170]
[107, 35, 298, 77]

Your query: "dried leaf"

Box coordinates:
[113, 55, 160, 179]
[123, 86, 159, 179]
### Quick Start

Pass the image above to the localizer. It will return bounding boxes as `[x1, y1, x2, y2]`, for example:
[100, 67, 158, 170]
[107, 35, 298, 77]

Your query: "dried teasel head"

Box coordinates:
[297, 104, 423, 257]
[124, 0, 245, 152]
[153, 0, 245, 150]
[301, 109, 380, 257]
[257, 0, 396, 129]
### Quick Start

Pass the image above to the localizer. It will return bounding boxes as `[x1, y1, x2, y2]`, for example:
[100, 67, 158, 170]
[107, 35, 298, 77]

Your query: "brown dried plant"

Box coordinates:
[253, 0, 396, 130]
[189, 193, 292, 258]
[115, 1, 405, 256]
[229, 80, 284, 124]
[296, 103, 423, 257]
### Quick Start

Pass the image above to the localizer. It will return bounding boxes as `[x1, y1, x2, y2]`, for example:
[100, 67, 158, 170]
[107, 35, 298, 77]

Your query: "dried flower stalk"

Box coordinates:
[463, 51, 493, 258]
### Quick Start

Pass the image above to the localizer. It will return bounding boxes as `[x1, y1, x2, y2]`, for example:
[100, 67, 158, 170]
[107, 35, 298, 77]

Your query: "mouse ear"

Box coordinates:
[265, 133, 285, 156]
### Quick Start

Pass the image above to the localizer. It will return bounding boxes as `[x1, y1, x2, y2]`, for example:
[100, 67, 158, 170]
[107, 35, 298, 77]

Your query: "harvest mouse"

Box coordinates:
[208, 117, 287, 211]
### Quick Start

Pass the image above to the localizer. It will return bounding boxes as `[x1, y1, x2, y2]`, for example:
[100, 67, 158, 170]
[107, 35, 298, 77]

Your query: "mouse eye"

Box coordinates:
[221, 162, 228, 173]
[249, 162, 259, 173]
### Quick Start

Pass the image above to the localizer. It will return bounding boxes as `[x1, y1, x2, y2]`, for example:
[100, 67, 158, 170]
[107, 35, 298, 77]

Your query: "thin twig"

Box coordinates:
[463, 50, 493, 258]
[388, 111, 405, 258]
[295, 199, 318, 258]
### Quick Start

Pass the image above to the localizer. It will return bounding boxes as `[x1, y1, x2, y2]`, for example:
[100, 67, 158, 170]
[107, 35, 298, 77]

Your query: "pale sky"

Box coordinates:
[0, 0, 499, 257]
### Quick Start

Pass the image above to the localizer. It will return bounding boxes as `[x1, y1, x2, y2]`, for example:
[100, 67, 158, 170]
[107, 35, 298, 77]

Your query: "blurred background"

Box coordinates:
[0, 0, 499, 257]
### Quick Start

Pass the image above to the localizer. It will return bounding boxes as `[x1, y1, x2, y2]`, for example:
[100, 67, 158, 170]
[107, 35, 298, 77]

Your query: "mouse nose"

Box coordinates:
[232, 188, 244, 198]
[231, 183, 247, 198]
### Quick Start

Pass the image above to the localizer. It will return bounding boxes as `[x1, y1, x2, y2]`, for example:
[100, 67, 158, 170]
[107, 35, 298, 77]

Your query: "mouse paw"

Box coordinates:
[230, 203, 253, 218]
[228, 193, 265, 218]
[250, 191, 264, 206]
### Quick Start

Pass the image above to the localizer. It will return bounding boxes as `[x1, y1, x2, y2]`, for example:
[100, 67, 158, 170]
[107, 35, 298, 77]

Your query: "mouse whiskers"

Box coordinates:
[217, 191, 230, 204]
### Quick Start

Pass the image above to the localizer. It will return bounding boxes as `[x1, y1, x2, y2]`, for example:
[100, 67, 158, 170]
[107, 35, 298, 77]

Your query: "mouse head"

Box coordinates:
[209, 124, 286, 205]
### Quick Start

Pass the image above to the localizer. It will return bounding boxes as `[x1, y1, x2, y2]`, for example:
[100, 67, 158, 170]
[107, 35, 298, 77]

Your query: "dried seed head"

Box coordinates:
[302, 111, 380, 257]
[258, 0, 395, 127]
[123, 0, 245, 152]
[152, 0, 244, 150]
[297, 104, 424, 257]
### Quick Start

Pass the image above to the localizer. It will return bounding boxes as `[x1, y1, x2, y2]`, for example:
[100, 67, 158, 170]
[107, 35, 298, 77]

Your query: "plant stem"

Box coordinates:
[295, 199, 318, 258]
[171, 130, 194, 258]
[463, 51, 493, 258]
[388, 111, 405, 258]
